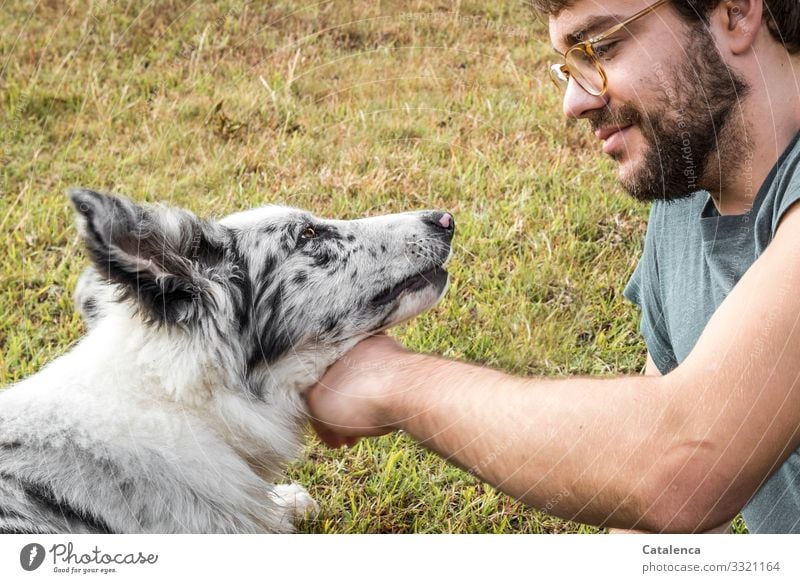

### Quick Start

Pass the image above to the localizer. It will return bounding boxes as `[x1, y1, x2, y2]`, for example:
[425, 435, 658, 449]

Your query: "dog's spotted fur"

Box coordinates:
[0, 189, 453, 533]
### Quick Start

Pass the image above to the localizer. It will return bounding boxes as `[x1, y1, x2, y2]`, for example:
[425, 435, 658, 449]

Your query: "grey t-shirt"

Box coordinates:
[623, 132, 800, 533]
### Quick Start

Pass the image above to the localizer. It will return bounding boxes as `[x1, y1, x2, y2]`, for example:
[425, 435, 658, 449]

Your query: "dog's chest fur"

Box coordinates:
[0, 308, 326, 533]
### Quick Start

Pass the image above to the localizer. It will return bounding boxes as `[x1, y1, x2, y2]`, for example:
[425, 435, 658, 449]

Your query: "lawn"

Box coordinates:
[1, 0, 698, 533]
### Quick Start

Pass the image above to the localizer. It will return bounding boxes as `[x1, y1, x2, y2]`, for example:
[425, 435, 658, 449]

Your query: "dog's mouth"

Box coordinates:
[369, 266, 449, 308]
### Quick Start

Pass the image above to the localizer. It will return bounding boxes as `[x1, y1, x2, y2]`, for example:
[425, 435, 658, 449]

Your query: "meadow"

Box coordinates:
[0, 0, 713, 533]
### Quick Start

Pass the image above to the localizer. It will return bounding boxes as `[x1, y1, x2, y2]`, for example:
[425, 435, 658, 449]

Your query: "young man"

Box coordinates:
[306, 0, 800, 533]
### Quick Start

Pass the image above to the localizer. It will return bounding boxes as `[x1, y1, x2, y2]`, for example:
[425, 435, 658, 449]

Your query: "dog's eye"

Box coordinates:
[301, 226, 317, 239]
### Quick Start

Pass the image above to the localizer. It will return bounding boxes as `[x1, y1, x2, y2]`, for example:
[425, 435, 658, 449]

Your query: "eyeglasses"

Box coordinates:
[549, 0, 670, 97]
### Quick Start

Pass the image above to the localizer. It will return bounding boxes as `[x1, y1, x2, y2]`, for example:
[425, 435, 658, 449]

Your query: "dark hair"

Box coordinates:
[530, 0, 800, 53]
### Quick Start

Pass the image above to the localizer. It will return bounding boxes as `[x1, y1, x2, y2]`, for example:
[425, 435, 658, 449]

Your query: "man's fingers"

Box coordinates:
[310, 419, 353, 449]
[318, 429, 345, 448]
[319, 429, 359, 449]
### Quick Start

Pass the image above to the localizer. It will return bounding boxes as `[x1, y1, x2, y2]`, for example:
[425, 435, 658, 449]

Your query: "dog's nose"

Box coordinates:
[428, 211, 454, 232]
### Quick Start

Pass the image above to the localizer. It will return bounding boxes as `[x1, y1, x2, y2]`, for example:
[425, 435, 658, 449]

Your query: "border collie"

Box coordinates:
[0, 189, 453, 533]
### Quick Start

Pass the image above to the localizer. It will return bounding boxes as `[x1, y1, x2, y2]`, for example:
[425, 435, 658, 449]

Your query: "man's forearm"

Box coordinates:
[383, 354, 718, 531]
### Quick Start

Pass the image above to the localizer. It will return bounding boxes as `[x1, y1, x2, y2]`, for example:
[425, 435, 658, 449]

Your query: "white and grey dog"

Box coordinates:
[0, 188, 454, 533]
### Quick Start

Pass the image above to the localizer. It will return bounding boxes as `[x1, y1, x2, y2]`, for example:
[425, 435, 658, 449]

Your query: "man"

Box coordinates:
[306, 0, 800, 533]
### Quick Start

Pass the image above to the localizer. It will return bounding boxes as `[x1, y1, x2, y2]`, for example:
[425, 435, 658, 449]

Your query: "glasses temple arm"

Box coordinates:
[589, 0, 671, 44]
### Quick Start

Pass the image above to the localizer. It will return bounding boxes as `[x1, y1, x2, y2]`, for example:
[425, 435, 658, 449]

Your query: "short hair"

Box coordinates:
[531, 0, 800, 53]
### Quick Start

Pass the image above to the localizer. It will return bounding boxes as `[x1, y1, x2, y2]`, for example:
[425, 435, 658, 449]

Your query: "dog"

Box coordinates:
[0, 189, 454, 533]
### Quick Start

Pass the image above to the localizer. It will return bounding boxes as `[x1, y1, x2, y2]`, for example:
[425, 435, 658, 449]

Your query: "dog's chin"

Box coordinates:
[373, 268, 449, 331]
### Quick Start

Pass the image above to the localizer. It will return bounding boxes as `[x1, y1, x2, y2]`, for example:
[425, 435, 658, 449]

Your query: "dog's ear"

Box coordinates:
[69, 188, 228, 324]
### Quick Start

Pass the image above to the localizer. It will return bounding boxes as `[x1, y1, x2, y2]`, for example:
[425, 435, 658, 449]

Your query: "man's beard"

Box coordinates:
[588, 28, 750, 203]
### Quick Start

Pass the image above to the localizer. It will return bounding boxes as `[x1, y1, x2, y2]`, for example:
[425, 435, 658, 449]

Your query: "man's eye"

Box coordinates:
[593, 41, 619, 60]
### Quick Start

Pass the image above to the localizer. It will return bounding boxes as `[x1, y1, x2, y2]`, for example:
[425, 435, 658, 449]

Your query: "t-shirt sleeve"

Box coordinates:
[772, 153, 800, 235]
[623, 204, 679, 375]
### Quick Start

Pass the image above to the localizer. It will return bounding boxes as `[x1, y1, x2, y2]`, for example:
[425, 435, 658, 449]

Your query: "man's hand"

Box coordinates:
[306, 334, 418, 448]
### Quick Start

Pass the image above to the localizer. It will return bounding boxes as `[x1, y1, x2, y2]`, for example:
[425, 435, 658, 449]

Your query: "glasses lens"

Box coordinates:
[565, 47, 605, 96]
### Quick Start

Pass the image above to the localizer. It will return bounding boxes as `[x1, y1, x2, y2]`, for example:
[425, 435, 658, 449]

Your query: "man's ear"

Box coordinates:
[68, 188, 228, 325]
[714, 0, 763, 55]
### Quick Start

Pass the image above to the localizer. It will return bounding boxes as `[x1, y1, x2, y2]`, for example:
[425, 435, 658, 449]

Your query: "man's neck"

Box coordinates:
[708, 55, 800, 216]
[709, 126, 798, 216]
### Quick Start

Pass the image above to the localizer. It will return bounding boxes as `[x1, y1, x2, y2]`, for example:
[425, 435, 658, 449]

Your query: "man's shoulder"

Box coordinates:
[753, 133, 800, 243]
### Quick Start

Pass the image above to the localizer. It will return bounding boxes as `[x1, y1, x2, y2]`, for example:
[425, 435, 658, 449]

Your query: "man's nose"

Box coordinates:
[562, 78, 607, 119]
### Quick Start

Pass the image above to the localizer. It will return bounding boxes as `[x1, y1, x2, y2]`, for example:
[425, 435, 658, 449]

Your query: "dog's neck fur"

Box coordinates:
[12, 300, 348, 481]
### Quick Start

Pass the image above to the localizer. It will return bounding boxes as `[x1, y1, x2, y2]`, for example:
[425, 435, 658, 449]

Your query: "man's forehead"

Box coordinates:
[548, 0, 649, 51]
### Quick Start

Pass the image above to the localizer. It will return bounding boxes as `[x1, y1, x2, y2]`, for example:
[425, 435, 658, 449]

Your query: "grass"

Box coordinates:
[0, 0, 731, 533]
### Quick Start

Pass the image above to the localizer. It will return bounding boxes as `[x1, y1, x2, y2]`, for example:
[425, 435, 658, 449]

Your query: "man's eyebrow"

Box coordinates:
[559, 14, 624, 50]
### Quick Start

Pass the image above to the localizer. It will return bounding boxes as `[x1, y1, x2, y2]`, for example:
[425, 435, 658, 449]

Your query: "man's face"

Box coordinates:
[549, 0, 748, 202]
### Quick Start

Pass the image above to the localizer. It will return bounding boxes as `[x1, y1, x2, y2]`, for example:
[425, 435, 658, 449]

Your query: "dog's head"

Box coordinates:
[70, 189, 453, 394]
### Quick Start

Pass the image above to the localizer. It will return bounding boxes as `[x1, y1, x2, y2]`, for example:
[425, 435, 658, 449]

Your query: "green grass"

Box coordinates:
[0, 0, 716, 533]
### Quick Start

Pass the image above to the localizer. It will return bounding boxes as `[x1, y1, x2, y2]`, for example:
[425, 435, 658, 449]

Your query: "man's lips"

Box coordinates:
[596, 124, 634, 155]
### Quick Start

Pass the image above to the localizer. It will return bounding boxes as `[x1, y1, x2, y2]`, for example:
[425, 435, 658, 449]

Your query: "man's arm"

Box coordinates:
[607, 351, 661, 533]
[308, 204, 800, 532]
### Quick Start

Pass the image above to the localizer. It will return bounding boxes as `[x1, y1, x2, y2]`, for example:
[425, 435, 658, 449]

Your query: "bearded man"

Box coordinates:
[306, 0, 800, 533]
